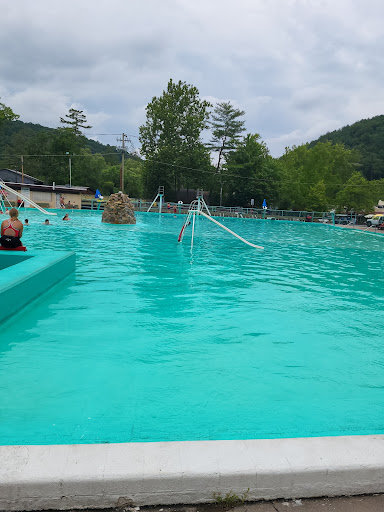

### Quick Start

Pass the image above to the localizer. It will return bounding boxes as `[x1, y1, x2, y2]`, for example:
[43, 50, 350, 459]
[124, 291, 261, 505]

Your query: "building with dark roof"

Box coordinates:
[0, 168, 43, 185]
[0, 169, 91, 209]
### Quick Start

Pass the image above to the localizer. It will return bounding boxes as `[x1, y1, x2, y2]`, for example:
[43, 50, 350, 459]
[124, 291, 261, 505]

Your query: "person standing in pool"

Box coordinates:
[24, 219, 29, 225]
[0, 208, 23, 248]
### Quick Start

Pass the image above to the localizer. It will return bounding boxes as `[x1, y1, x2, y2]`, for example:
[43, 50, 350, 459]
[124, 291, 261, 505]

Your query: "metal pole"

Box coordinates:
[69, 157, 72, 187]
[159, 193, 163, 213]
[191, 211, 196, 249]
[21, 156, 24, 184]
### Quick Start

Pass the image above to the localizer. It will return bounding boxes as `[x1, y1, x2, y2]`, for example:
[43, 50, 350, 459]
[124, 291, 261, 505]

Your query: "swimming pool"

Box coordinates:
[1, 211, 384, 445]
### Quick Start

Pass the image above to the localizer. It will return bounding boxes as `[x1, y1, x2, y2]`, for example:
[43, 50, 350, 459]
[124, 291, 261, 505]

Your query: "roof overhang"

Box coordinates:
[2, 182, 90, 194]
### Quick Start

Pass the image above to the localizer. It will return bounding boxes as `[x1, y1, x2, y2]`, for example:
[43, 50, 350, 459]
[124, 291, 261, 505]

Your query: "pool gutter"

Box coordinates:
[1, 435, 384, 510]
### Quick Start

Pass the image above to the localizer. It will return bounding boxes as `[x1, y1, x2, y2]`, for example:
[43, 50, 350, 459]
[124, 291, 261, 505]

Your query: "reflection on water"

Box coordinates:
[0, 211, 384, 445]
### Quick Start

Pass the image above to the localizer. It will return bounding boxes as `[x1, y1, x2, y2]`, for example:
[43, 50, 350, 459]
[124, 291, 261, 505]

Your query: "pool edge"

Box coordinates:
[0, 251, 75, 324]
[1, 435, 384, 510]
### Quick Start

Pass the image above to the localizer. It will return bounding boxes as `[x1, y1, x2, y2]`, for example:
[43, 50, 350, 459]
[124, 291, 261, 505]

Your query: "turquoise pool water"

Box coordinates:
[1, 211, 384, 445]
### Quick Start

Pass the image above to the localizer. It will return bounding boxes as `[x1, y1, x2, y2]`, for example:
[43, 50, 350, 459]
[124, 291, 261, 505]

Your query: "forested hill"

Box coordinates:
[309, 115, 384, 180]
[0, 119, 132, 194]
[0, 119, 118, 166]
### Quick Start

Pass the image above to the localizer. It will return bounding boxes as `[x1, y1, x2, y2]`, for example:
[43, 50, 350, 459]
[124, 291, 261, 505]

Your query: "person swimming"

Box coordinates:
[43, 219, 50, 225]
[62, 214, 70, 221]
[24, 219, 29, 225]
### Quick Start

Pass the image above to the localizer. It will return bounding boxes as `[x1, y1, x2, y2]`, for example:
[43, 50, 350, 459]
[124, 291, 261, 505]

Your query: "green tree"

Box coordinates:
[309, 114, 384, 180]
[208, 101, 246, 205]
[69, 149, 105, 190]
[208, 101, 246, 170]
[124, 158, 144, 198]
[139, 79, 212, 200]
[279, 142, 360, 210]
[98, 157, 145, 198]
[370, 179, 384, 206]
[60, 108, 92, 136]
[0, 100, 19, 124]
[306, 180, 328, 211]
[336, 172, 374, 212]
[24, 130, 60, 183]
[224, 134, 280, 207]
[25, 128, 100, 187]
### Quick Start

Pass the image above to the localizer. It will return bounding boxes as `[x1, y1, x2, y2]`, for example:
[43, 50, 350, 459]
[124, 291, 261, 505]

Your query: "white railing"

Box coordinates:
[0, 180, 56, 216]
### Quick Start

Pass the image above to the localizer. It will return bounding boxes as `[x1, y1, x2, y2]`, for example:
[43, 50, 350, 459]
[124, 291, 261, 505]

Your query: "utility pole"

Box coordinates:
[21, 156, 24, 184]
[65, 152, 72, 187]
[117, 133, 130, 193]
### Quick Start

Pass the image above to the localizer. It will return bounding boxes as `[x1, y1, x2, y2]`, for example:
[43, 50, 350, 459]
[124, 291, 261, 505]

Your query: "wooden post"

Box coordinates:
[118, 133, 127, 193]
[121, 151, 124, 193]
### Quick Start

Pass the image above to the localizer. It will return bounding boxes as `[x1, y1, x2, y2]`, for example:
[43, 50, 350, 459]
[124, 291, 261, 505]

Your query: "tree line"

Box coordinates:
[310, 115, 384, 181]
[1, 85, 384, 212]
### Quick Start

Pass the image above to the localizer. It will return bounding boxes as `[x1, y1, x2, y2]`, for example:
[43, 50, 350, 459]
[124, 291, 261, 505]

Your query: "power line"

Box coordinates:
[86, 132, 140, 139]
[0, 152, 120, 158]
[0, 152, 380, 188]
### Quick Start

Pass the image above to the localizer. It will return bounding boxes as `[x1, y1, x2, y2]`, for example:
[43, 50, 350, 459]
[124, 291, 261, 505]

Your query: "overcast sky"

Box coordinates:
[1, 0, 383, 156]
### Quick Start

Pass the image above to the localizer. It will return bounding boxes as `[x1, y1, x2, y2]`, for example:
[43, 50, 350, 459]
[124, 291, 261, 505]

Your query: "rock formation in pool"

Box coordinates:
[101, 191, 136, 224]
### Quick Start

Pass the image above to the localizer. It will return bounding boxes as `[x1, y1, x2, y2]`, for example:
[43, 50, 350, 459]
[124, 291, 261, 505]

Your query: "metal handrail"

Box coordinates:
[80, 198, 339, 222]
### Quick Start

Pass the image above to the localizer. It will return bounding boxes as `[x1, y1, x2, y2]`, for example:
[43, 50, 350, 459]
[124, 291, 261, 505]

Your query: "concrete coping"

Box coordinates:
[0, 250, 75, 324]
[1, 435, 384, 510]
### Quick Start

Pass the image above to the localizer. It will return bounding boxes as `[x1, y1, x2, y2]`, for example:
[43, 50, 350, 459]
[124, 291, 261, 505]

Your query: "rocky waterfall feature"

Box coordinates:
[101, 192, 136, 224]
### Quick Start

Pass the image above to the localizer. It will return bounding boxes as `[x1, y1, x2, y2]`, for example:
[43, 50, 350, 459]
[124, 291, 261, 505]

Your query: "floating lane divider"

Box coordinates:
[198, 210, 264, 249]
[0, 180, 57, 216]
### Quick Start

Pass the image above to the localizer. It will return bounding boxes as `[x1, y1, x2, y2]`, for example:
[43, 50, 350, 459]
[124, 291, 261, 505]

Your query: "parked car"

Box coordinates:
[366, 214, 384, 227]
[335, 215, 349, 225]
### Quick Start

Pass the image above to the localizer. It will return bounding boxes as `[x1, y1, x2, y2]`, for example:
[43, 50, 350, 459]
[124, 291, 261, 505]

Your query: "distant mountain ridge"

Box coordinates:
[309, 115, 384, 180]
[0, 119, 115, 156]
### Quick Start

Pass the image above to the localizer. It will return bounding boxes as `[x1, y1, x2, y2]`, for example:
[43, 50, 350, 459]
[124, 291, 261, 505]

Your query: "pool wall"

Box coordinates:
[0, 251, 75, 324]
[1, 435, 384, 510]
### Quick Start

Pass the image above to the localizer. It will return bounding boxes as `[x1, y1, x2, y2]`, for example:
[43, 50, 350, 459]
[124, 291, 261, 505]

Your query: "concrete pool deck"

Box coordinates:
[333, 223, 384, 236]
[1, 435, 384, 510]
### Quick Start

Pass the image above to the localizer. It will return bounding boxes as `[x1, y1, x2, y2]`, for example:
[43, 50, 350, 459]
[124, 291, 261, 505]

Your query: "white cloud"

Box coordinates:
[1, 0, 384, 156]
[2, 89, 70, 128]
